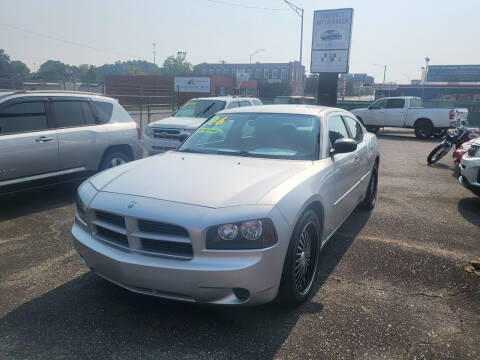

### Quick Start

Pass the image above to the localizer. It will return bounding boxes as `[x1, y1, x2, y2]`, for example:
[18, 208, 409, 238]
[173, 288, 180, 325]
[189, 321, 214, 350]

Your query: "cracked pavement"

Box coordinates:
[0, 128, 479, 359]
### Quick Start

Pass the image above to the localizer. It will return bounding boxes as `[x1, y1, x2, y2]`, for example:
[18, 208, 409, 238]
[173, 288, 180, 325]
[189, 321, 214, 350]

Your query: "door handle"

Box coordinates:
[35, 136, 54, 143]
[354, 156, 360, 164]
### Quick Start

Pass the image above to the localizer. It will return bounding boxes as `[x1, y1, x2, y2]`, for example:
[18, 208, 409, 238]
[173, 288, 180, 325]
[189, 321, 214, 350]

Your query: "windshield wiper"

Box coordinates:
[193, 103, 215, 117]
[178, 148, 214, 154]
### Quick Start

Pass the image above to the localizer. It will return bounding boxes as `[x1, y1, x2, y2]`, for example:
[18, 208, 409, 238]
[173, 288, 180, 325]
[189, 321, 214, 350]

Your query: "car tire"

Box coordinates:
[99, 151, 130, 171]
[414, 119, 434, 139]
[360, 161, 378, 210]
[278, 209, 321, 306]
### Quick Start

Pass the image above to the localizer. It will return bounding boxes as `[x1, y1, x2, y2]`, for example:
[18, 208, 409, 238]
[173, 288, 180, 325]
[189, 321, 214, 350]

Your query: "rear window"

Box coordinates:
[53, 101, 86, 127]
[409, 98, 423, 108]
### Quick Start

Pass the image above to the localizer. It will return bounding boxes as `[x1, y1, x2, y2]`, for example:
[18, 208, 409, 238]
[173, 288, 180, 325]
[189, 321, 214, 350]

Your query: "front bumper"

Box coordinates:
[71, 195, 290, 305]
[460, 155, 480, 188]
[143, 135, 182, 155]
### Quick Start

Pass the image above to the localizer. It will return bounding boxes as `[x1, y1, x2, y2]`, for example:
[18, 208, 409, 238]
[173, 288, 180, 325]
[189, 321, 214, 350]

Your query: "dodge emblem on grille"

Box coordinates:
[127, 200, 137, 209]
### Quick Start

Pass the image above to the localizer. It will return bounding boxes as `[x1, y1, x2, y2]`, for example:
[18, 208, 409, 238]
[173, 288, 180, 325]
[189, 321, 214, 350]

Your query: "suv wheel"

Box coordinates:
[100, 151, 130, 170]
[278, 210, 321, 306]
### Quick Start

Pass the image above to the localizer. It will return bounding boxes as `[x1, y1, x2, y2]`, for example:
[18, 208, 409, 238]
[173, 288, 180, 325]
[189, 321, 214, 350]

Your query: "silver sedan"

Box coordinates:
[72, 105, 380, 306]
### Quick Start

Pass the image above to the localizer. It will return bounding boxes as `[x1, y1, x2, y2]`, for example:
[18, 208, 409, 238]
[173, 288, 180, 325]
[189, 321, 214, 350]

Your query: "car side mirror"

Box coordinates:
[172, 110, 177, 116]
[333, 138, 357, 154]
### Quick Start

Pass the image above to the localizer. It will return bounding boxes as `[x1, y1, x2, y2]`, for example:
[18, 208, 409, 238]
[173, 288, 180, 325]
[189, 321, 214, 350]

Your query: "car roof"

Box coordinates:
[217, 104, 338, 116]
[190, 96, 259, 102]
[0, 90, 117, 103]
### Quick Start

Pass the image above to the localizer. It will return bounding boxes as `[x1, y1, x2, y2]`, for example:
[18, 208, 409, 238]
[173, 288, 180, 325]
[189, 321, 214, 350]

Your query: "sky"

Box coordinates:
[0, 0, 479, 84]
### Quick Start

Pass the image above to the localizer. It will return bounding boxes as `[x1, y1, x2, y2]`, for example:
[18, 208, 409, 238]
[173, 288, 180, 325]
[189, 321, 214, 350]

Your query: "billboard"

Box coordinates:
[310, 8, 353, 73]
[174, 77, 211, 93]
[426, 65, 480, 83]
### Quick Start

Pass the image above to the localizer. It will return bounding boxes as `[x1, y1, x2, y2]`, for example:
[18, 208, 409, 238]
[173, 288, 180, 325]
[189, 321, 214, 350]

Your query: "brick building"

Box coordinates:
[193, 61, 305, 95]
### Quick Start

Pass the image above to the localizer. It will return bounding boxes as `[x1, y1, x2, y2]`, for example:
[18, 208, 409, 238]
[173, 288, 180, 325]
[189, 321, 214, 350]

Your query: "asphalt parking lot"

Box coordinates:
[0, 128, 479, 360]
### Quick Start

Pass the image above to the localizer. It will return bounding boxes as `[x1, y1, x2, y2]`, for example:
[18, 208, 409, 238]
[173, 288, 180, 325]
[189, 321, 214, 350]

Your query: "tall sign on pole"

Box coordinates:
[311, 8, 354, 106]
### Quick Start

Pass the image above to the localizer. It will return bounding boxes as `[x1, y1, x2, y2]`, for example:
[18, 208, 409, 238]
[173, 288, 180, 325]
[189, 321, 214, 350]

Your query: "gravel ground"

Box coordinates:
[0, 128, 479, 360]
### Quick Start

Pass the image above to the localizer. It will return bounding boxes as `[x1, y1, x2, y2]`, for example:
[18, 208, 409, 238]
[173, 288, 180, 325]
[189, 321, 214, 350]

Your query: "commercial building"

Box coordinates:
[193, 61, 305, 95]
[338, 73, 375, 96]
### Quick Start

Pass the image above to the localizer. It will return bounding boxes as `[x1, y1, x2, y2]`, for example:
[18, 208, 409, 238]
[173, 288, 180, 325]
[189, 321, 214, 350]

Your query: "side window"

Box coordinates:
[386, 99, 405, 109]
[239, 101, 251, 107]
[370, 100, 387, 110]
[327, 115, 349, 148]
[343, 116, 364, 143]
[93, 101, 113, 124]
[228, 102, 240, 109]
[0, 101, 48, 134]
[81, 103, 96, 124]
[53, 101, 86, 128]
[252, 99, 262, 106]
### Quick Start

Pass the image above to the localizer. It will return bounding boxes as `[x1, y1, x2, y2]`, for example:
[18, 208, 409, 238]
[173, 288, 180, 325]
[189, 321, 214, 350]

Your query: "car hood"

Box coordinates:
[148, 116, 207, 130]
[89, 152, 312, 208]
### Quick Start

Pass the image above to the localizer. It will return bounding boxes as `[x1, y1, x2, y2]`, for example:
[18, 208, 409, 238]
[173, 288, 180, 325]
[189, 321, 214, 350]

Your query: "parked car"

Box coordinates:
[320, 30, 342, 41]
[351, 96, 468, 139]
[275, 96, 316, 105]
[144, 96, 262, 154]
[0, 91, 143, 192]
[72, 104, 380, 306]
[459, 139, 480, 196]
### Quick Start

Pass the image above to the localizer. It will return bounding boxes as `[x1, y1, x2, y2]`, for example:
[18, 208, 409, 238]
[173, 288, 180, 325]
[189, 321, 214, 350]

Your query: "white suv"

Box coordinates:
[0, 91, 143, 192]
[144, 96, 262, 154]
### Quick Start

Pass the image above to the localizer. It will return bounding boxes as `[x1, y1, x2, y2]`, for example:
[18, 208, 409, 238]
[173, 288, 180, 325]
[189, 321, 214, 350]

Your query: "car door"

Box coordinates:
[368, 99, 388, 126]
[52, 97, 109, 171]
[322, 114, 359, 236]
[384, 98, 407, 126]
[343, 115, 370, 202]
[0, 97, 59, 183]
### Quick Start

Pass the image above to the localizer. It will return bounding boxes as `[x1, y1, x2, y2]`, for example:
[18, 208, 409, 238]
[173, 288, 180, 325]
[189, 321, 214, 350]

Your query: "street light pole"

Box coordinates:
[249, 49, 265, 64]
[284, 0, 304, 66]
[421, 57, 430, 99]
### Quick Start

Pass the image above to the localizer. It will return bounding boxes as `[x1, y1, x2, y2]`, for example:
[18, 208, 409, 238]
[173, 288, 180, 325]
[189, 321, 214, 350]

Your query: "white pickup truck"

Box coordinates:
[351, 96, 468, 139]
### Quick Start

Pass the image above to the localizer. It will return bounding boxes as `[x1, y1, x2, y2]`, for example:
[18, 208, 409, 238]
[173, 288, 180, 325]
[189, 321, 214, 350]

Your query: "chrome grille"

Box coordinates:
[96, 226, 129, 247]
[141, 238, 193, 257]
[96, 211, 125, 228]
[138, 219, 189, 237]
[152, 128, 181, 140]
[92, 211, 192, 259]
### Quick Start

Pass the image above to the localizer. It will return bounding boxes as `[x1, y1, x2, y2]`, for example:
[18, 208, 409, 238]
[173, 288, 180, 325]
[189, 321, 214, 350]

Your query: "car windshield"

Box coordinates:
[178, 112, 319, 160]
[174, 100, 226, 118]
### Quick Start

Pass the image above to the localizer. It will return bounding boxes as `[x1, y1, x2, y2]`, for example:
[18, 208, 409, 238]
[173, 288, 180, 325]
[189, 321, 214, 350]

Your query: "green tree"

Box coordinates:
[9, 60, 30, 78]
[36, 60, 70, 81]
[161, 51, 192, 75]
[0, 49, 11, 74]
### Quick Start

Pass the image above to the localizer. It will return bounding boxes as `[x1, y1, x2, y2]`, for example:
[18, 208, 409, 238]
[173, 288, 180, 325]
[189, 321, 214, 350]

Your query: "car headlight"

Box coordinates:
[207, 219, 277, 250]
[467, 144, 480, 157]
[145, 126, 153, 137]
[76, 194, 88, 223]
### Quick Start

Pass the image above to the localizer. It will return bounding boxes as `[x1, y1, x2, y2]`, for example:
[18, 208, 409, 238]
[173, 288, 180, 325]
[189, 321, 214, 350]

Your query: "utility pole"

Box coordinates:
[374, 64, 387, 84]
[284, 0, 304, 66]
[153, 43, 156, 65]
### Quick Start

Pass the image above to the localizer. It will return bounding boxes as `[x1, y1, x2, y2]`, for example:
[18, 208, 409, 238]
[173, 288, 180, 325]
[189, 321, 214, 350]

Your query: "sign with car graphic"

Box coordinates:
[311, 8, 353, 73]
[174, 77, 211, 93]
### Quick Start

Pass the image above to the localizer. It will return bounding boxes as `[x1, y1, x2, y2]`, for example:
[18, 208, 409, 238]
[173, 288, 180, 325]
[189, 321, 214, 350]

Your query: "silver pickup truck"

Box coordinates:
[351, 96, 468, 139]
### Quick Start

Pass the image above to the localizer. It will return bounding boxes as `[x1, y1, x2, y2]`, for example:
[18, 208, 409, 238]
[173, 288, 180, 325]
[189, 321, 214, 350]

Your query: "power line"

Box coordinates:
[0, 23, 135, 58]
[205, 0, 288, 11]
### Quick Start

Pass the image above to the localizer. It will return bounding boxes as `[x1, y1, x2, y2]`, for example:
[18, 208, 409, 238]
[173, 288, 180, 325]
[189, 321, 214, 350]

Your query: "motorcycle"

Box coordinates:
[427, 121, 480, 165]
